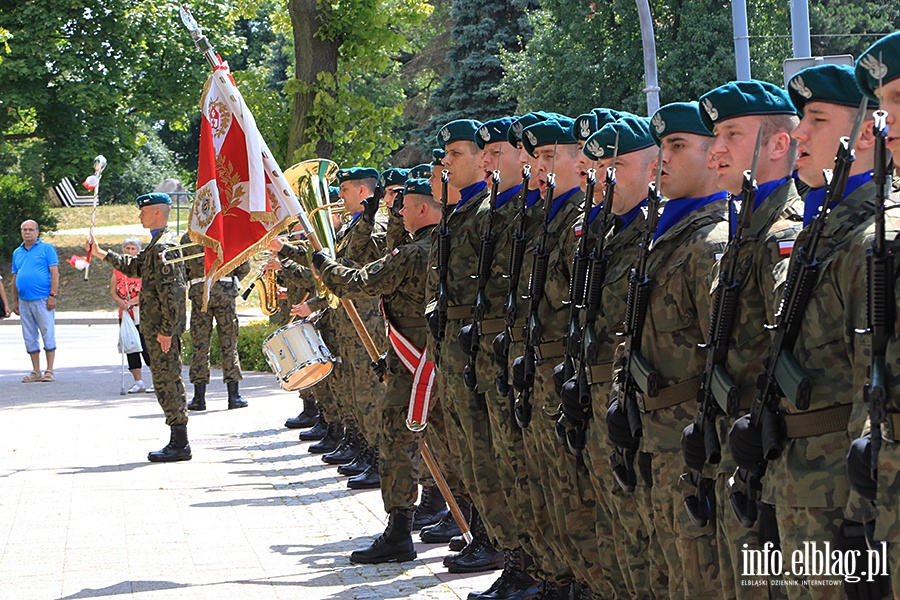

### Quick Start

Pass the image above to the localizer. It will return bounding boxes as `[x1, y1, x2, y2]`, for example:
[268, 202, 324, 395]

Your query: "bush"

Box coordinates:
[181, 319, 280, 373]
[0, 174, 58, 261]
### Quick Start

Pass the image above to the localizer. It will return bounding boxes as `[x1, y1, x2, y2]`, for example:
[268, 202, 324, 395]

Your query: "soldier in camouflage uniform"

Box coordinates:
[314, 178, 442, 564]
[380, 168, 411, 250]
[848, 32, 900, 598]
[572, 111, 668, 599]
[180, 231, 251, 411]
[90, 193, 190, 463]
[686, 82, 804, 600]
[606, 111, 728, 600]
[727, 62, 891, 599]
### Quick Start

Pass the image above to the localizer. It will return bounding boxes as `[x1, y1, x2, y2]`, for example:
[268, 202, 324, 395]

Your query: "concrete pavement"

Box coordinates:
[0, 320, 497, 599]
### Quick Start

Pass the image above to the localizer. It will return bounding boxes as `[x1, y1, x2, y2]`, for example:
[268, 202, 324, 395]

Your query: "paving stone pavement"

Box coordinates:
[0, 320, 497, 600]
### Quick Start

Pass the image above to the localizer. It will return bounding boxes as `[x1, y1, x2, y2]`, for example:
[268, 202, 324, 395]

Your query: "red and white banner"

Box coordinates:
[386, 321, 435, 432]
[190, 63, 300, 308]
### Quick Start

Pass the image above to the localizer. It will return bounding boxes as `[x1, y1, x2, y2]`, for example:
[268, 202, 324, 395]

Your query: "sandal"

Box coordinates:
[22, 371, 42, 383]
[40, 370, 54, 382]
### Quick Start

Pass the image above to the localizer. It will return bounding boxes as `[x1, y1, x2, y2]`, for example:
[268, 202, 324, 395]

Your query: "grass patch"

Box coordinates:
[182, 319, 279, 372]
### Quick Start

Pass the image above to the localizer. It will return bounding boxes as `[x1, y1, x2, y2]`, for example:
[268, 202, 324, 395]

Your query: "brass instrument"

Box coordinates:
[283, 159, 341, 309]
[240, 266, 280, 315]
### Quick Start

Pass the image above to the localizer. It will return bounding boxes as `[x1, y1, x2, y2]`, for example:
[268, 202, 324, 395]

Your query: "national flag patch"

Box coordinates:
[392, 248, 401, 256]
[573, 222, 584, 237]
[779, 241, 794, 256]
[715, 253, 724, 262]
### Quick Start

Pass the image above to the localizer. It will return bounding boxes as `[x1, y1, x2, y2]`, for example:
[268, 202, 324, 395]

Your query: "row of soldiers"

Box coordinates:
[268, 32, 900, 600]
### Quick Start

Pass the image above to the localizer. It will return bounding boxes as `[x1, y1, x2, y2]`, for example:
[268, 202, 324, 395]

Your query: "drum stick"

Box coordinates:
[286, 292, 310, 326]
[421, 441, 472, 544]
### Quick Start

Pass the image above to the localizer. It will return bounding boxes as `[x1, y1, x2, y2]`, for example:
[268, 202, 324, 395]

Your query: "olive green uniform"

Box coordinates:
[104, 229, 187, 426]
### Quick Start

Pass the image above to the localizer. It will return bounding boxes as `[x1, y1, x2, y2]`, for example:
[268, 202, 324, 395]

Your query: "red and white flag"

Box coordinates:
[189, 63, 300, 307]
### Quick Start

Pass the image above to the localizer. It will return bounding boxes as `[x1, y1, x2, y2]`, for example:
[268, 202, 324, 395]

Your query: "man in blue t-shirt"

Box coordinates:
[10, 220, 59, 382]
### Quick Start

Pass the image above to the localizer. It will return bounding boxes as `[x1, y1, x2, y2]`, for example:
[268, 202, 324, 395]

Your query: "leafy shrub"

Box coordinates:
[0, 174, 58, 261]
[181, 319, 279, 373]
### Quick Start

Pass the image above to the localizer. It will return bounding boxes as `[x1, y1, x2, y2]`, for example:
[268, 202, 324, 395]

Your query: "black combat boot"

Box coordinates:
[347, 445, 380, 489]
[285, 397, 319, 429]
[349, 509, 417, 564]
[226, 381, 248, 409]
[467, 548, 541, 600]
[444, 509, 504, 573]
[448, 534, 467, 551]
[298, 419, 329, 441]
[534, 581, 568, 600]
[308, 422, 343, 454]
[322, 426, 361, 465]
[420, 498, 470, 543]
[337, 439, 371, 476]
[147, 424, 192, 463]
[412, 485, 448, 531]
[187, 383, 206, 411]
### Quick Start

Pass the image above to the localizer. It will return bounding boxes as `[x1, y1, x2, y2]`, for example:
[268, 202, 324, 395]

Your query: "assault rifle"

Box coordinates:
[462, 170, 501, 391]
[557, 162, 617, 457]
[432, 170, 451, 356]
[494, 165, 531, 422]
[857, 109, 893, 484]
[609, 147, 664, 493]
[728, 98, 868, 528]
[514, 153, 557, 429]
[683, 131, 762, 527]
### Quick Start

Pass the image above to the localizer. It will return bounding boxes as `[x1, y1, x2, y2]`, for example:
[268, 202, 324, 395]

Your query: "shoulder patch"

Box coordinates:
[392, 248, 401, 256]
[573, 222, 584, 237]
[778, 241, 794, 256]
[367, 258, 386, 274]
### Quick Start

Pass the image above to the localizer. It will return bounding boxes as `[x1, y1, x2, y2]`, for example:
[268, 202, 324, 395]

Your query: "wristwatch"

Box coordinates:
[49, 292, 57, 297]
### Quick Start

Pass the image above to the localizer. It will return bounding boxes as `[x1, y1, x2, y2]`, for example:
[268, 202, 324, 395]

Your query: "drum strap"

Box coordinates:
[386, 317, 436, 432]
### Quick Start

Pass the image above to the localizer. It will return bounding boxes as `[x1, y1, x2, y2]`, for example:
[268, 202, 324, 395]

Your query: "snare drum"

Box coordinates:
[263, 320, 333, 390]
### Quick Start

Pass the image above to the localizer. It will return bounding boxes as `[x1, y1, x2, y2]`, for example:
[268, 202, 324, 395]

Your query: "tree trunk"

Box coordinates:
[287, 0, 340, 163]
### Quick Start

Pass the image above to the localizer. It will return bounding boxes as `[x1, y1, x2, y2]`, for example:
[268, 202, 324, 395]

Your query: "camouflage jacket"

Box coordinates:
[104, 228, 186, 337]
[318, 225, 435, 355]
[180, 232, 250, 303]
[334, 211, 388, 264]
[614, 199, 729, 464]
[763, 179, 900, 508]
[712, 179, 803, 475]
[386, 211, 409, 250]
[425, 187, 492, 373]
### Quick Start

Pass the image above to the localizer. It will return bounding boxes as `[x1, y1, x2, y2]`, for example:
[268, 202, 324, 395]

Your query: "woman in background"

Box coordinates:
[111, 237, 151, 393]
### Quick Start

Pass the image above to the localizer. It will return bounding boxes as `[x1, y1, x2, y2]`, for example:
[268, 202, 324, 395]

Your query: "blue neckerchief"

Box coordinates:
[587, 203, 604, 225]
[802, 171, 873, 226]
[547, 187, 579, 223]
[526, 188, 542, 209]
[150, 228, 163, 237]
[654, 191, 728, 241]
[456, 181, 487, 210]
[348, 212, 363, 228]
[496, 184, 522, 209]
[618, 199, 648, 233]
[730, 177, 790, 233]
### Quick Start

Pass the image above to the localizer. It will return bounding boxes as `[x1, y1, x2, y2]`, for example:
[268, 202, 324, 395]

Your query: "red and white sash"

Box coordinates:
[386, 319, 435, 432]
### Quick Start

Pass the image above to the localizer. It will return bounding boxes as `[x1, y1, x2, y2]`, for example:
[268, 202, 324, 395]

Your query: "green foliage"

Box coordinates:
[0, 174, 58, 260]
[809, 0, 900, 60]
[181, 319, 280, 373]
[101, 124, 180, 204]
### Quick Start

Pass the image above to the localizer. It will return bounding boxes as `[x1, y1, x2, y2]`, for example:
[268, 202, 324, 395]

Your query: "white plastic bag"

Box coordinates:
[118, 311, 143, 354]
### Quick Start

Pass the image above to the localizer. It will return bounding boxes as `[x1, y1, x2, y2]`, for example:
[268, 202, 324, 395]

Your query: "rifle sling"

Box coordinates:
[783, 403, 851, 439]
[640, 377, 702, 412]
[587, 362, 615, 385]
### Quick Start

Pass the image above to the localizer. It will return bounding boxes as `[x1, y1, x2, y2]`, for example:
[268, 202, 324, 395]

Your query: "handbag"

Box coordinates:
[118, 311, 143, 354]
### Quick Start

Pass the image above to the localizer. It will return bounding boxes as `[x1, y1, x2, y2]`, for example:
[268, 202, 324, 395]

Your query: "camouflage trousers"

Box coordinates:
[333, 301, 385, 445]
[439, 344, 520, 553]
[424, 383, 467, 499]
[875, 441, 900, 598]
[775, 505, 846, 599]
[527, 359, 624, 597]
[188, 285, 242, 384]
[142, 330, 188, 427]
[583, 383, 664, 599]
[315, 315, 350, 424]
[649, 450, 721, 600]
[379, 355, 423, 513]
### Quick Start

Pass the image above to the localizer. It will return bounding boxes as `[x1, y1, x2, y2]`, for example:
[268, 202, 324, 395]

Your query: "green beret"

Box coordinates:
[328, 186, 340, 202]
[136, 192, 172, 208]
[437, 119, 482, 149]
[409, 163, 432, 179]
[337, 167, 379, 184]
[789, 64, 874, 115]
[507, 111, 566, 146]
[650, 102, 713, 144]
[522, 118, 577, 158]
[583, 115, 655, 161]
[855, 32, 900, 101]
[380, 168, 409, 189]
[431, 149, 445, 166]
[699, 80, 797, 131]
[571, 109, 622, 141]
[476, 117, 515, 149]
[404, 178, 433, 197]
